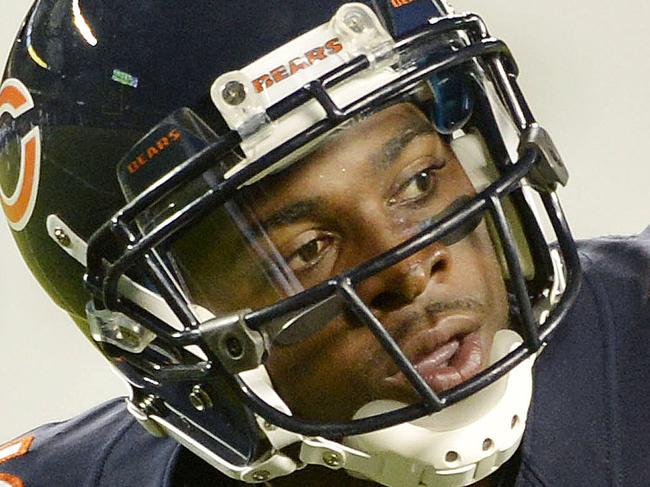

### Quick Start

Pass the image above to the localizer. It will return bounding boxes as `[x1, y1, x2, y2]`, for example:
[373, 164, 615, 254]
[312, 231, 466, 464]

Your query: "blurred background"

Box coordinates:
[1, 0, 648, 441]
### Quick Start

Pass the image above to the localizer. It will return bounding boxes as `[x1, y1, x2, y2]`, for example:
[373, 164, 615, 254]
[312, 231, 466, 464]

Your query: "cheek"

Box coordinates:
[265, 320, 379, 418]
[450, 227, 510, 364]
[453, 223, 508, 306]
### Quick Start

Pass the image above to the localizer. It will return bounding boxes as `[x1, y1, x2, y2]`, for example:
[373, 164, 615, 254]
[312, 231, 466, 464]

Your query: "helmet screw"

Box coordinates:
[139, 394, 161, 414]
[322, 451, 343, 468]
[222, 80, 247, 105]
[53, 227, 71, 248]
[263, 420, 276, 431]
[224, 334, 244, 359]
[344, 11, 369, 33]
[251, 470, 271, 482]
[189, 385, 213, 412]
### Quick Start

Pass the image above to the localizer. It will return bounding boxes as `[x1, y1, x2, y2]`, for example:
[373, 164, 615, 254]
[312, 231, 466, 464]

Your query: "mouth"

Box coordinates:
[383, 314, 486, 394]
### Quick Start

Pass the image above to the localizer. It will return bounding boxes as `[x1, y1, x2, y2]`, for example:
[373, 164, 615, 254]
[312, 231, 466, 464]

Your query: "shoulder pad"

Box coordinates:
[0, 399, 181, 487]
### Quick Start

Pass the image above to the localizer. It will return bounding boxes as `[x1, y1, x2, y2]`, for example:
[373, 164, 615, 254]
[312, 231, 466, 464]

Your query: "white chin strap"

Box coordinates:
[337, 329, 534, 487]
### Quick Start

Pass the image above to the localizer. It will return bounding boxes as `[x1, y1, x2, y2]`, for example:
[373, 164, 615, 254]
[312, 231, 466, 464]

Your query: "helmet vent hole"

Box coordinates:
[445, 451, 459, 463]
[482, 438, 494, 451]
[511, 415, 520, 429]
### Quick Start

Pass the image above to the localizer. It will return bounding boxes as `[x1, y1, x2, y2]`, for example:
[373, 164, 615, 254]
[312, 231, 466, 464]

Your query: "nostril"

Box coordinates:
[370, 291, 410, 312]
[431, 257, 447, 276]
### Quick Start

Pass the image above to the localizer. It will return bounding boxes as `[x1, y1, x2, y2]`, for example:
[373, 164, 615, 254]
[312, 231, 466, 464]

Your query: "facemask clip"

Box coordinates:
[87, 301, 157, 353]
[331, 3, 397, 69]
[211, 71, 273, 144]
[199, 310, 266, 374]
[519, 125, 569, 190]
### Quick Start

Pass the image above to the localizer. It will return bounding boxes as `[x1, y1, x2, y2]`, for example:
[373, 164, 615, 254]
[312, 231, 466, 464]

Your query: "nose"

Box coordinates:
[356, 242, 452, 314]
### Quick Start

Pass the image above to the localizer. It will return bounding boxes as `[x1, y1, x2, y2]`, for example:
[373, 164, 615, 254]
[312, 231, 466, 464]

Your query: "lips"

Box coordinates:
[383, 314, 486, 394]
[413, 331, 483, 391]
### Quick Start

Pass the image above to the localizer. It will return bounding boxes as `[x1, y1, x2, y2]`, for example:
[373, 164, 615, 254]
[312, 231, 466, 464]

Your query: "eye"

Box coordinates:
[286, 232, 337, 273]
[389, 164, 439, 207]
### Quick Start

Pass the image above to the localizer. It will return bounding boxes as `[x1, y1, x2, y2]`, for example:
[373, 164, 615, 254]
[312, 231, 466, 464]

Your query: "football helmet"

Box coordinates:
[0, 1, 581, 485]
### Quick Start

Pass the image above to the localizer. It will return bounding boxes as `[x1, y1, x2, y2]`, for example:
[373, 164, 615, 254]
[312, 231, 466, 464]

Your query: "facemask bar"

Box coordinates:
[85, 12, 581, 441]
[231, 158, 580, 439]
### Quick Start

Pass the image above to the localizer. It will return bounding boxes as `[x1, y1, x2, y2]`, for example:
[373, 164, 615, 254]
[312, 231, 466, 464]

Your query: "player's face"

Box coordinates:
[249, 103, 510, 421]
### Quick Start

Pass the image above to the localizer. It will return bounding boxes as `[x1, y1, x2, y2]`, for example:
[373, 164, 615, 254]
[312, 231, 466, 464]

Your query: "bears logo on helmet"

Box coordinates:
[0, 78, 41, 232]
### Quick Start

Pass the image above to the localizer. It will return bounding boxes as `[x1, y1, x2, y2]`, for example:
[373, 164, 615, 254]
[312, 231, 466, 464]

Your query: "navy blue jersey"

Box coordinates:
[1, 229, 649, 487]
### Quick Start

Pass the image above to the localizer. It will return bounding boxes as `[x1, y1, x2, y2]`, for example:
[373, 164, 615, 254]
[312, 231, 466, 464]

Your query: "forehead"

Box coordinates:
[247, 102, 432, 187]
[254, 102, 440, 189]
[246, 102, 450, 222]
[312, 102, 434, 159]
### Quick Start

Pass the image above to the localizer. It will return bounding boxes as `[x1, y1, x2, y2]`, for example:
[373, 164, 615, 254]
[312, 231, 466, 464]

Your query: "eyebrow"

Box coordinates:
[260, 115, 437, 230]
[259, 199, 323, 229]
[371, 116, 437, 170]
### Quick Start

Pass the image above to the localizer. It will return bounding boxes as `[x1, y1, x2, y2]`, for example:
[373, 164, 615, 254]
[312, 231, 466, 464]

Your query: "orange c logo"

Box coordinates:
[0, 79, 41, 231]
[0, 473, 25, 487]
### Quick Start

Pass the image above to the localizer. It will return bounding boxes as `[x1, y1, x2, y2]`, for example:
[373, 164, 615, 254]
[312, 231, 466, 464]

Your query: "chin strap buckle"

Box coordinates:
[87, 301, 157, 353]
[126, 395, 299, 484]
